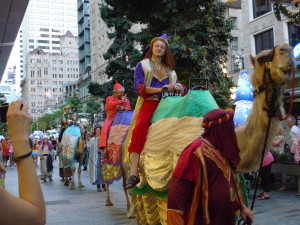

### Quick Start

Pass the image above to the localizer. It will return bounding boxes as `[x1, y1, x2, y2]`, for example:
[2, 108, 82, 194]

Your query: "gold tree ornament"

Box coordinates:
[273, 2, 300, 27]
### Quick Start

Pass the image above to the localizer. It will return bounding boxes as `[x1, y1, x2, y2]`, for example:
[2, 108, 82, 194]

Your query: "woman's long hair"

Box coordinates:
[144, 39, 176, 70]
[91, 127, 101, 138]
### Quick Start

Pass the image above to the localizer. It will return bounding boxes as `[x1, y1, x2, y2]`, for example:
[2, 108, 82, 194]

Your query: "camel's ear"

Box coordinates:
[250, 55, 256, 66]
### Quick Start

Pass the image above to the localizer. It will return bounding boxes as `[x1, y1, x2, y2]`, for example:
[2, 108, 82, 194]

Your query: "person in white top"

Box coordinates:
[287, 115, 300, 153]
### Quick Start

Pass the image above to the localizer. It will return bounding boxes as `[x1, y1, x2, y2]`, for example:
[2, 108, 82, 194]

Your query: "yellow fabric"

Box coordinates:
[102, 163, 122, 182]
[136, 116, 204, 191]
[133, 190, 168, 225]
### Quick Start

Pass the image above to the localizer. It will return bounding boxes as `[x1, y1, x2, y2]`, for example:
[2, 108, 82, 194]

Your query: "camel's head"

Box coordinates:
[250, 43, 296, 89]
[79, 124, 87, 139]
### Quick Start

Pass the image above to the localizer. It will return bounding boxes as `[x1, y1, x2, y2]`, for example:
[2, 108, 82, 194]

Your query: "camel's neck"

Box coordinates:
[235, 94, 280, 172]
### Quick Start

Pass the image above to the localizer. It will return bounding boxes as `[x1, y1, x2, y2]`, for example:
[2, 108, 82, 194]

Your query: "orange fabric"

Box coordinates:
[99, 95, 131, 148]
[167, 209, 184, 225]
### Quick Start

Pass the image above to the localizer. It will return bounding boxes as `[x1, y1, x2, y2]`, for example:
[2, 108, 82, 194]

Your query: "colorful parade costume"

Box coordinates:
[102, 110, 133, 184]
[167, 109, 243, 225]
[127, 59, 177, 155]
[124, 90, 218, 225]
[99, 82, 131, 149]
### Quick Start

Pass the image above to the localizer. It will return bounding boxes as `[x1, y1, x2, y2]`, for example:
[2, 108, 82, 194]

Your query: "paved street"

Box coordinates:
[5, 160, 136, 225]
[4, 161, 300, 225]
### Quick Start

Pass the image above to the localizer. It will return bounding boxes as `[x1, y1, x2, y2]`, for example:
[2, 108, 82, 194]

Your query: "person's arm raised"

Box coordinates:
[0, 100, 46, 225]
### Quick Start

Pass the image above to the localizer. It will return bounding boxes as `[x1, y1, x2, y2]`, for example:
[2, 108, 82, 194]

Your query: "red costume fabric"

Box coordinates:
[2, 140, 11, 158]
[128, 99, 159, 154]
[99, 95, 131, 148]
[167, 109, 243, 225]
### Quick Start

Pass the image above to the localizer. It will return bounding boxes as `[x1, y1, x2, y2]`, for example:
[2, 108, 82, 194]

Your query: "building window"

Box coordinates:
[44, 67, 48, 75]
[254, 29, 274, 54]
[253, 0, 272, 19]
[30, 67, 35, 77]
[288, 22, 300, 47]
[37, 68, 42, 77]
[230, 37, 238, 50]
[231, 56, 240, 73]
[230, 17, 238, 29]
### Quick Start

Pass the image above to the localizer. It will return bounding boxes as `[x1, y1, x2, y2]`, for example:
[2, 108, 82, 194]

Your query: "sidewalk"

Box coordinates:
[5, 160, 136, 225]
[4, 161, 300, 225]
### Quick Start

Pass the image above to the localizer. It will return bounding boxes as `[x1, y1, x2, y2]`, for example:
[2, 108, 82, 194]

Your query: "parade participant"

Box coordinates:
[125, 34, 184, 189]
[32, 139, 40, 167]
[58, 105, 74, 181]
[89, 127, 106, 192]
[99, 81, 131, 153]
[167, 109, 254, 225]
[39, 137, 54, 182]
[58, 105, 72, 142]
[0, 100, 46, 225]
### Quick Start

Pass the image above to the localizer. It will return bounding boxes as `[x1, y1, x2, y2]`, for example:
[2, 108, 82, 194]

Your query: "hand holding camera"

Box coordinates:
[7, 100, 32, 158]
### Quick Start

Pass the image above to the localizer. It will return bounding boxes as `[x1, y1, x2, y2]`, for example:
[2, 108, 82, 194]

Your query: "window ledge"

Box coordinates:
[250, 11, 273, 23]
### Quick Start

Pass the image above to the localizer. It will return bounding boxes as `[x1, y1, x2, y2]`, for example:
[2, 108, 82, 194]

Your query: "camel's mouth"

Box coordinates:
[279, 65, 294, 77]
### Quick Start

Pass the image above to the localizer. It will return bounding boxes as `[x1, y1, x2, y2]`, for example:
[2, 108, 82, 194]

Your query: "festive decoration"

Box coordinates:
[273, 3, 300, 27]
[233, 70, 253, 127]
[293, 42, 300, 58]
[235, 70, 253, 102]
[233, 100, 253, 127]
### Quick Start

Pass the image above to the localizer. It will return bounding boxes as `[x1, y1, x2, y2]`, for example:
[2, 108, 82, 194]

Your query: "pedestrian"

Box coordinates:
[126, 34, 185, 189]
[8, 142, 15, 168]
[2, 137, 11, 167]
[271, 126, 287, 191]
[167, 109, 254, 225]
[257, 151, 274, 200]
[39, 137, 54, 182]
[287, 115, 300, 153]
[32, 139, 40, 167]
[0, 100, 46, 225]
[50, 136, 58, 160]
[89, 127, 106, 192]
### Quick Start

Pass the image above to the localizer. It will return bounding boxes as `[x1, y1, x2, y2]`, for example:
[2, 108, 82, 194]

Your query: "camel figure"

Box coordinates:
[61, 124, 87, 189]
[125, 43, 296, 225]
[102, 110, 135, 218]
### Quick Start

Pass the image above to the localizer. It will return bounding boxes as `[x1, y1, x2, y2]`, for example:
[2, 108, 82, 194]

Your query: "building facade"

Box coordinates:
[77, 0, 91, 103]
[18, 0, 78, 82]
[225, 0, 299, 82]
[22, 31, 79, 120]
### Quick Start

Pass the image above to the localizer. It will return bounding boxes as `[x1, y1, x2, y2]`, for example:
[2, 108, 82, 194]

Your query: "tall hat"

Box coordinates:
[113, 81, 125, 93]
[150, 33, 169, 46]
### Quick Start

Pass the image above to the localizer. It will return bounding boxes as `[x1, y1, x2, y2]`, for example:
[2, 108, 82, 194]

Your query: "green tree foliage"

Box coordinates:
[86, 96, 102, 124]
[68, 93, 83, 115]
[88, 1, 142, 106]
[31, 108, 63, 133]
[97, 0, 234, 108]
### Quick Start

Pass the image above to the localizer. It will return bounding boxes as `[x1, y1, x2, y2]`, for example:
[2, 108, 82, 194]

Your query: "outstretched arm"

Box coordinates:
[0, 100, 46, 225]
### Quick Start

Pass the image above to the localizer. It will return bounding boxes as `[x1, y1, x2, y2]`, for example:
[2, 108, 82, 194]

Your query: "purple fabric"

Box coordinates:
[41, 142, 53, 151]
[134, 63, 170, 96]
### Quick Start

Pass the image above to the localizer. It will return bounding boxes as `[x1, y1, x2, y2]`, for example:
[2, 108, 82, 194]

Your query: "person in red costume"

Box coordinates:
[167, 109, 254, 225]
[99, 82, 131, 156]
